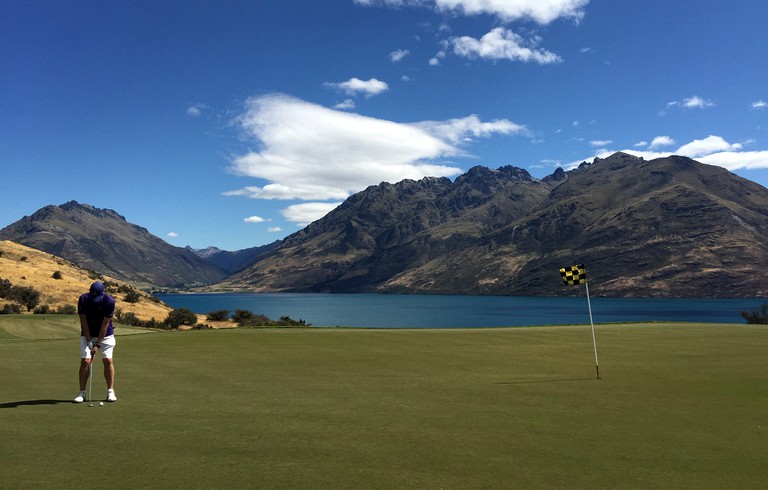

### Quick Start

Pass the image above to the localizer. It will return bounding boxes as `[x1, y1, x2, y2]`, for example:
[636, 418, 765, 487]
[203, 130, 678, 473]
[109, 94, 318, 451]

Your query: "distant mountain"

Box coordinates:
[187, 242, 280, 275]
[219, 153, 768, 297]
[0, 201, 227, 288]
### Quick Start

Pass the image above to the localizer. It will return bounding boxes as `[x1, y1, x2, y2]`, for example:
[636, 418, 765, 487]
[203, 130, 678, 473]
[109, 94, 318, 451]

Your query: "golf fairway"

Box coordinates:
[1, 318, 766, 488]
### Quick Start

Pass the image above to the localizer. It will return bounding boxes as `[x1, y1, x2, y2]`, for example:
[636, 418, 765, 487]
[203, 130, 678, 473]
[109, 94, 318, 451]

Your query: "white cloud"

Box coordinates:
[225, 94, 529, 223]
[752, 100, 766, 110]
[166, 232, 178, 238]
[388, 49, 410, 62]
[186, 104, 207, 117]
[333, 99, 356, 110]
[449, 28, 562, 64]
[414, 114, 530, 144]
[589, 139, 612, 147]
[429, 50, 446, 66]
[567, 135, 768, 173]
[667, 95, 715, 110]
[675, 135, 742, 158]
[324, 77, 389, 97]
[698, 151, 768, 171]
[357, 0, 589, 24]
[634, 141, 648, 147]
[267, 227, 282, 233]
[434, 0, 588, 24]
[683, 95, 715, 109]
[243, 216, 267, 223]
[648, 135, 675, 149]
[281, 202, 344, 226]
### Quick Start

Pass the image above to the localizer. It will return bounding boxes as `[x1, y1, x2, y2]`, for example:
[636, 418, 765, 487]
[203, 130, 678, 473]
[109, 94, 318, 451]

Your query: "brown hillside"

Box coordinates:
[0, 240, 172, 321]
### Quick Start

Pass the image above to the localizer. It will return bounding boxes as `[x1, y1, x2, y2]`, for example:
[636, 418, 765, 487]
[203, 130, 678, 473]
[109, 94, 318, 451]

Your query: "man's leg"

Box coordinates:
[74, 358, 91, 403]
[79, 358, 90, 391]
[102, 358, 114, 390]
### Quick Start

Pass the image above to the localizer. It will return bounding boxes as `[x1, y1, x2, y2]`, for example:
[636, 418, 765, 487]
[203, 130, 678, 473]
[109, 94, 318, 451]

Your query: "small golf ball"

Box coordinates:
[99, 402, 104, 406]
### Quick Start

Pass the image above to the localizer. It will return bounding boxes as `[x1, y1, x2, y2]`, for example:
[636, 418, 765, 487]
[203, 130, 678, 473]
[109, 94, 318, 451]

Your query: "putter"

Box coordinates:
[88, 354, 94, 407]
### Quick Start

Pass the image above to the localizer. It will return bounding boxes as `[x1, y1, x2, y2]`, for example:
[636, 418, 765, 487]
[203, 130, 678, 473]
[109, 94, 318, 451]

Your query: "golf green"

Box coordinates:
[1, 317, 766, 488]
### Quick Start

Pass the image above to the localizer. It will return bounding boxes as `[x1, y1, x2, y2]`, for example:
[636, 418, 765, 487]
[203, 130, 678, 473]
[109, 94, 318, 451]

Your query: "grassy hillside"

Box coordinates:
[0, 240, 172, 321]
[1, 318, 766, 488]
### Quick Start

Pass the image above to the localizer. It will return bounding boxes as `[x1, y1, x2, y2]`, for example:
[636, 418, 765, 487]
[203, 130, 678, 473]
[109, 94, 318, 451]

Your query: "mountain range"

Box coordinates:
[219, 152, 768, 297]
[2, 152, 767, 297]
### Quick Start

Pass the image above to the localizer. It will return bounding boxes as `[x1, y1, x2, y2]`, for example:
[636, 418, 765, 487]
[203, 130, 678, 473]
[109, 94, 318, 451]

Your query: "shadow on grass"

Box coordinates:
[494, 377, 597, 385]
[0, 399, 73, 408]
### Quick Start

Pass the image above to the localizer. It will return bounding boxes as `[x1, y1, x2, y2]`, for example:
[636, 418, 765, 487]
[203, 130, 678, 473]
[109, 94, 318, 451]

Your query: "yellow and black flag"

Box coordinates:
[560, 264, 587, 285]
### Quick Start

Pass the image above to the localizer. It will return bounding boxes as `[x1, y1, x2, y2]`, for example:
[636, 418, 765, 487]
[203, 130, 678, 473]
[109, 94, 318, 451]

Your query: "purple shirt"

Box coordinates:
[78, 292, 115, 337]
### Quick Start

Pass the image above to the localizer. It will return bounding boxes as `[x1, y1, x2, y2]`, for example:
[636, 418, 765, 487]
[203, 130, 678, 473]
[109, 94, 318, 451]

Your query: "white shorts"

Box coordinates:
[80, 335, 116, 359]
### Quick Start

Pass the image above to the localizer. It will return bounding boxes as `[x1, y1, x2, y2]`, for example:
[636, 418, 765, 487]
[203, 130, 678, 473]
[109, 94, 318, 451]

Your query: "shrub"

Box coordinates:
[33, 304, 50, 314]
[232, 309, 270, 327]
[124, 290, 141, 303]
[52, 271, 63, 280]
[12, 285, 40, 311]
[277, 316, 309, 327]
[165, 308, 198, 329]
[740, 303, 768, 324]
[206, 309, 230, 322]
[231, 309, 311, 327]
[56, 304, 77, 315]
[1, 303, 22, 314]
[117, 312, 141, 326]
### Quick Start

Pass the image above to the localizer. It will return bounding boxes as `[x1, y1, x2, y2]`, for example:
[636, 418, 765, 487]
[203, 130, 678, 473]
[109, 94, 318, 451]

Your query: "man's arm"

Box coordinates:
[79, 314, 91, 342]
[94, 316, 111, 348]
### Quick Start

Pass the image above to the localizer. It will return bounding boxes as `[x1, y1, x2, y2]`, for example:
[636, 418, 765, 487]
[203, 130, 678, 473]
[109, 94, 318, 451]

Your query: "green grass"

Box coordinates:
[1, 316, 766, 488]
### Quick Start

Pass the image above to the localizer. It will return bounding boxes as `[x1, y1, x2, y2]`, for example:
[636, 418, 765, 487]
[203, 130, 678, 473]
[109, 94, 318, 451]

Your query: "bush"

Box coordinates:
[124, 290, 141, 303]
[231, 309, 310, 327]
[56, 304, 77, 315]
[165, 308, 198, 329]
[117, 312, 142, 326]
[232, 309, 271, 327]
[33, 304, 50, 314]
[277, 316, 309, 327]
[206, 309, 230, 322]
[52, 271, 63, 280]
[11, 285, 40, 311]
[1, 303, 22, 314]
[740, 303, 768, 324]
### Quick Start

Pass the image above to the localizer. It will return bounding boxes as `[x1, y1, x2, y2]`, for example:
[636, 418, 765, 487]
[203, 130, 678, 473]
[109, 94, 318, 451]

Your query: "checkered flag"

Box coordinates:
[560, 264, 587, 285]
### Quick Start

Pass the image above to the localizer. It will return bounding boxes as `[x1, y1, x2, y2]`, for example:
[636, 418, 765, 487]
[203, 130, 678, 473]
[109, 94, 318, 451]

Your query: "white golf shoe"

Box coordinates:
[73, 391, 86, 403]
[106, 389, 117, 402]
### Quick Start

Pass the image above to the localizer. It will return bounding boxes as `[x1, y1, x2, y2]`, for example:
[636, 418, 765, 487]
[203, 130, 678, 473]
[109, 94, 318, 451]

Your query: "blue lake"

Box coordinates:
[154, 293, 764, 328]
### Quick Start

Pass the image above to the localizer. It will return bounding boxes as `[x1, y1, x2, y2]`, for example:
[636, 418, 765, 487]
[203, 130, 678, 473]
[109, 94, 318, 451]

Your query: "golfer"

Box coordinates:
[73, 282, 118, 403]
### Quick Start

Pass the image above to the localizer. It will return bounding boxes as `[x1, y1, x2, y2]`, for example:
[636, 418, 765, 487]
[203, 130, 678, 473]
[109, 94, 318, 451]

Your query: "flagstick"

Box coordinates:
[584, 280, 600, 379]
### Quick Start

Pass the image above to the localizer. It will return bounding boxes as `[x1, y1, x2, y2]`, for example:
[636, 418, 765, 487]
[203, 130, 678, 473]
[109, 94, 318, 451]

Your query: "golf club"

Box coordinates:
[88, 348, 94, 407]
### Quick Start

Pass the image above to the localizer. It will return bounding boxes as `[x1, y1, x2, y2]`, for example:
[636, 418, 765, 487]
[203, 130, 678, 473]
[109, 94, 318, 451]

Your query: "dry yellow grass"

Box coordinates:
[0, 240, 173, 321]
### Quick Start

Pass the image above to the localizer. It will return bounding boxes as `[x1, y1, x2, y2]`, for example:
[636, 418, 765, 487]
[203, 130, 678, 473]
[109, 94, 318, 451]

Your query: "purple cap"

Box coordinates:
[89, 282, 105, 296]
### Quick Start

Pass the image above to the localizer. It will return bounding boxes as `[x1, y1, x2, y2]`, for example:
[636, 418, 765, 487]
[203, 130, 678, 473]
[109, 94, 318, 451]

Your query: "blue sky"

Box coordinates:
[2, 0, 767, 251]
